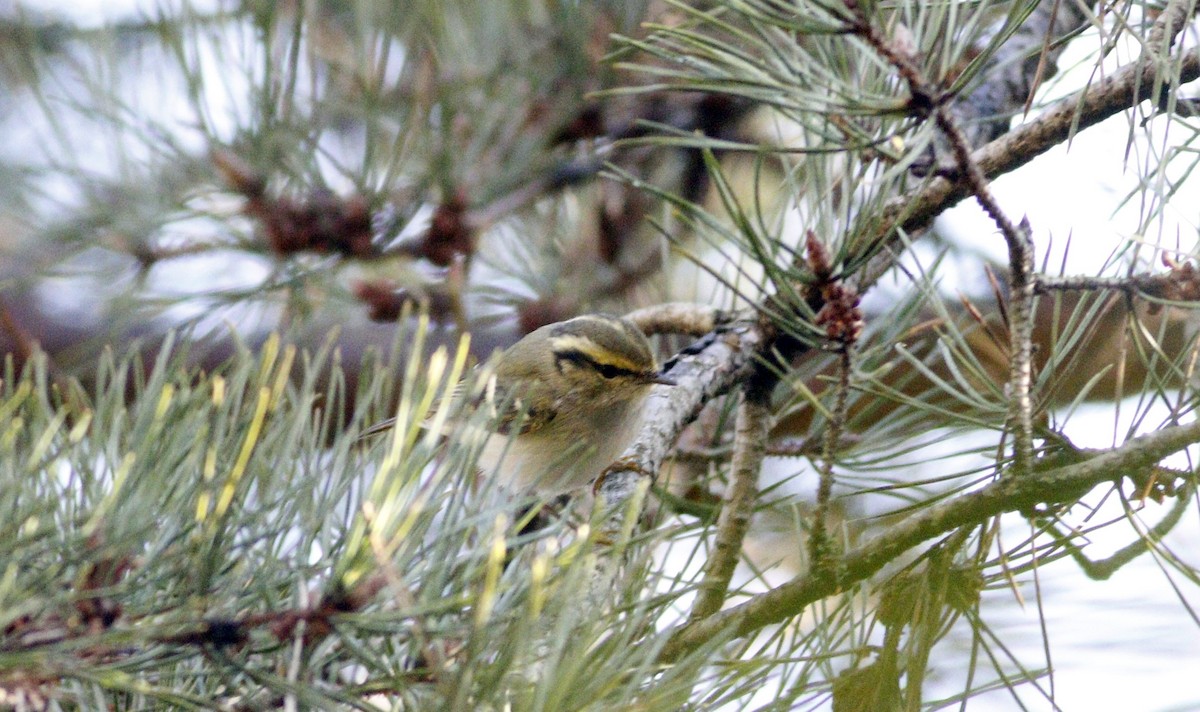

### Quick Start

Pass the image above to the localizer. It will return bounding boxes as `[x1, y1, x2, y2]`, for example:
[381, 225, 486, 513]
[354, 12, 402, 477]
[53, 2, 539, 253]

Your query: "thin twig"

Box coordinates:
[599, 0, 1200, 532]
[1040, 479, 1194, 581]
[659, 413, 1200, 662]
[844, 0, 1037, 474]
[853, 2, 1200, 293]
[624, 303, 725, 337]
[1038, 275, 1151, 292]
[934, 111, 1036, 476]
[689, 390, 771, 621]
[596, 317, 763, 506]
[809, 344, 854, 568]
[1038, 257, 1200, 304]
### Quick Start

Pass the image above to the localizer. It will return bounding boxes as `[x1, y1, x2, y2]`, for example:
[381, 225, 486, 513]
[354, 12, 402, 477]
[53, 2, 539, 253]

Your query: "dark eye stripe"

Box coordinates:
[594, 363, 623, 379]
[554, 349, 633, 379]
[553, 350, 590, 375]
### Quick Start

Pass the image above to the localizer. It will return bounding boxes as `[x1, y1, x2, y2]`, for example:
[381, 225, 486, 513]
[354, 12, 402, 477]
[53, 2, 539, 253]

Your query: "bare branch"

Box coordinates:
[659, 414, 1200, 661]
[857, 1, 1200, 291]
[595, 316, 764, 505]
[689, 391, 771, 621]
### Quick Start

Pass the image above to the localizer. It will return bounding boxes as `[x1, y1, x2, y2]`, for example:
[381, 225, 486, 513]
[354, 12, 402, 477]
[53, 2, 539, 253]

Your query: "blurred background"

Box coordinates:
[2, 0, 1199, 708]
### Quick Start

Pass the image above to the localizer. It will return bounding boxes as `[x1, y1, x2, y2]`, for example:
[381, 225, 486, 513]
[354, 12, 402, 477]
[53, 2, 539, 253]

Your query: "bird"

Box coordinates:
[365, 313, 675, 495]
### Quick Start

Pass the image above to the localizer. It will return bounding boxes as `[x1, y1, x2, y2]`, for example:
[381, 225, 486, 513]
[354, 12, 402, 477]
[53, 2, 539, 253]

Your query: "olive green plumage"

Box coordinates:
[371, 314, 673, 493]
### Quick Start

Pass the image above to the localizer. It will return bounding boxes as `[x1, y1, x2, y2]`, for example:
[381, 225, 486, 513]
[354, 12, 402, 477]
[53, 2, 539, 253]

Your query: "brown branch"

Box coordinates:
[1040, 478, 1194, 581]
[946, 0, 1090, 147]
[925, 97, 1036, 471]
[624, 302, 724, 337]
[688, 390, 771, 621]
[658, 414, 1200, 662]
[609, 3, 1200, 659]
[856, 1, 1200, 292]
[601, 9, 1200, 516]
[595, 315, 764, 505]
[809, 345, 853, 568]
[1038, 254, 1200, 305]
[600, 0, 1200, 495]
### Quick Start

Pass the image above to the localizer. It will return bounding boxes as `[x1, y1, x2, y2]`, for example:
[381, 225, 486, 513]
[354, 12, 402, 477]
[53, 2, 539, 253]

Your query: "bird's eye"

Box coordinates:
[554, 349, 630, 379]
[594, 363, 624, 379]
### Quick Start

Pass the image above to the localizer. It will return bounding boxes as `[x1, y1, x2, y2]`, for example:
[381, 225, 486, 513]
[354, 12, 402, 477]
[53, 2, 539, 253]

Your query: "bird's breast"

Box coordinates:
[482, 396, 648, 494]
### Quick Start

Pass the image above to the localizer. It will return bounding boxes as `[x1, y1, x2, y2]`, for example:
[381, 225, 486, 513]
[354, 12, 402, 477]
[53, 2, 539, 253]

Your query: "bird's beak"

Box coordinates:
[651, 371, 677, 386]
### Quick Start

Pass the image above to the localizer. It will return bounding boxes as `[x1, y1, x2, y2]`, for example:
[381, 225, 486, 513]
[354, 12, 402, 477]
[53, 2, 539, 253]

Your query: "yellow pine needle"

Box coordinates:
[377, 334, 477, 551]
[557, 524, 591, 569]
[268, 344, 297, 411]
[475, 514, 508, 628]
[256, 333, 280, 386]
[153, 383, 175, 422]
[372, 346, 447, 521]
[214, 386, 270, 521]
[84, 451, 137, 537]
[388, 314, 432, 457]
[26, 411, 67, 470]
[195, 446, 219, 523]
[1, 418, 20, 452]
[529, 540, 556, 619]
[0, 381, 31, 423]
[211, 375, 226, 406]
[422, 333, 472, 451]
[67, 410, 92, 443]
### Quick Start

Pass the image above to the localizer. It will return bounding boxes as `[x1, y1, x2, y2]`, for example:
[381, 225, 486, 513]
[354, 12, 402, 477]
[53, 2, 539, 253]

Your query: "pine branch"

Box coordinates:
[659, 413, 1200, 661]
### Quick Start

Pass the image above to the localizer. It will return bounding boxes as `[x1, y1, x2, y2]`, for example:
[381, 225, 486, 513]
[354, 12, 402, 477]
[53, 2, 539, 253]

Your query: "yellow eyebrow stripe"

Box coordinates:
[550, 334, 646, 373]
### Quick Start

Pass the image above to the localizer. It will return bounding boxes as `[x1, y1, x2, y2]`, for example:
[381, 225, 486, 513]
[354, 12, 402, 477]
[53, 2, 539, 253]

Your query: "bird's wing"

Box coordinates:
[360, 370, 555, 439]
[484, 373, 557, 436]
